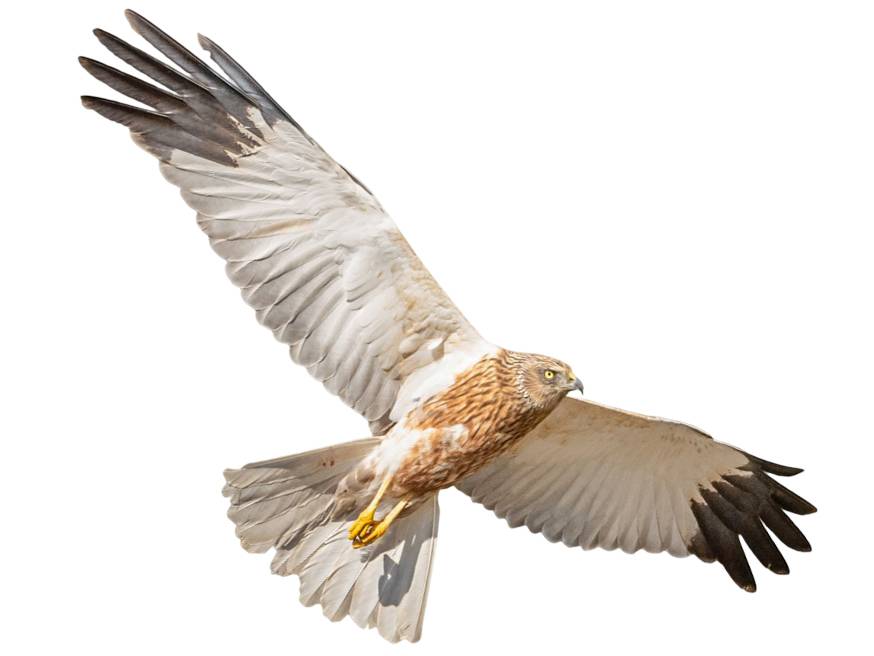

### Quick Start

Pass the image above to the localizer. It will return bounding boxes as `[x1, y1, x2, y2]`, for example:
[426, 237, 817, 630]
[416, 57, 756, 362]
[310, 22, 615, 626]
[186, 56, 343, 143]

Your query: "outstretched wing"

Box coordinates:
[457, 397, 816, 591]
[80, 11, 491, 434]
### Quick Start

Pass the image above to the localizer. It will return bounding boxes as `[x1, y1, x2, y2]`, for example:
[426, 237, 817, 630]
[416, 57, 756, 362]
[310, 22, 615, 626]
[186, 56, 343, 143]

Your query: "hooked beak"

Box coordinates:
[572, 377, 584, 396]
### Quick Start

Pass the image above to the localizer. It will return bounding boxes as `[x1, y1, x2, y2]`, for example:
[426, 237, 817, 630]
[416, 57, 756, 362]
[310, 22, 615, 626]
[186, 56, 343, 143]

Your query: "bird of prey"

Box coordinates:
[81, 11, 817, 643]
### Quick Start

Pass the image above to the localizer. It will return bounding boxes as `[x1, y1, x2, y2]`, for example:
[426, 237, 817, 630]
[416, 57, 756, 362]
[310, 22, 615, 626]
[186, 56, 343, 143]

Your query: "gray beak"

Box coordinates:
[573, 378, 584, 395]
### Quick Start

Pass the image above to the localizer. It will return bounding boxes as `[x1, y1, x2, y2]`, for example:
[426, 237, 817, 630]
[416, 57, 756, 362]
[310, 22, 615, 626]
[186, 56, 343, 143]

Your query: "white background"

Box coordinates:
[3, 1, 872, 654]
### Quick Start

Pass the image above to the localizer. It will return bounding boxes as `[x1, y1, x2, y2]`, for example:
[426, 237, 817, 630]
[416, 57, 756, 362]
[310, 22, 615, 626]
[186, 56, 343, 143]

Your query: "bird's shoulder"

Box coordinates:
[387, 343, 503, 425]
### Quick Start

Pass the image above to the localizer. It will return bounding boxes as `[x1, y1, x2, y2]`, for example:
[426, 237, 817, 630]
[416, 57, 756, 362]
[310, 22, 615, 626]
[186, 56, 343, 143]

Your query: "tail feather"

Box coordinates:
[349, 499, 438, 640]
[223, 439, 377, 553]
[223, 438, 440, 643]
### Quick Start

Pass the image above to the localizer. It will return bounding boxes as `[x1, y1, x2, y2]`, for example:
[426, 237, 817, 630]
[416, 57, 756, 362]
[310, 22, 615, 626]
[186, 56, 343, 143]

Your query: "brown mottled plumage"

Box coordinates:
[83, 12, 816, 643]
[391, 350, 577, 495]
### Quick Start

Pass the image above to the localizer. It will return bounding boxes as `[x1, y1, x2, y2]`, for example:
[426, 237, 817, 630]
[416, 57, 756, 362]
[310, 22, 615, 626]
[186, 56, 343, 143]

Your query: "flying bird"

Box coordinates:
[81, 11, 817, 643]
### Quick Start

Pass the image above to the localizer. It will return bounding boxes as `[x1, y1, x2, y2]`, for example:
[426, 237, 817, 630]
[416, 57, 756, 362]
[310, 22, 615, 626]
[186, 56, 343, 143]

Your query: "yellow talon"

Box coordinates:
[351, 498, 409, 549]
[348, 475, 393, 542]
[347, 474, 410, 548]
[347, 507, 377, 541]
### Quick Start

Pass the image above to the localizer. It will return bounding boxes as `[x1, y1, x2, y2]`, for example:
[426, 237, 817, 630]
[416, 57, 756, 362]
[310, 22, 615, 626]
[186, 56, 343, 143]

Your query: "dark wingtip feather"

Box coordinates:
[81, 95, 108, 111]
[116, 9, 261, 132]
[81, 94, 137, 114]
[690, 500, 758, 592]
[124, 9, 178, 53]
[687, 453, 818, 589]
[702, 485, 790, 576]
[727, 474, 814, 552]
[124, 8, 147, 29]
[767, 463, 804, 477]
[798, 501, 817, 515]
[93, 27, 128, 54]
[743, 452, 804, 477]
[78, 56, 118, 81]
[80, 95, 239, 165]
[196, 32, 215, 51]
[93, 27, 115, 44]
[193, 29, 298, 130]
[765, 475, 818, 515]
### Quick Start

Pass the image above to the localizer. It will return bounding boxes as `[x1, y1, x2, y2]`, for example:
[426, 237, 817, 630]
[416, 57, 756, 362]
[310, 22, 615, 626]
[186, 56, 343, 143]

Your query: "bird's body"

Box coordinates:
[351, 349, 574, 501]
[81, 11, 817, 643]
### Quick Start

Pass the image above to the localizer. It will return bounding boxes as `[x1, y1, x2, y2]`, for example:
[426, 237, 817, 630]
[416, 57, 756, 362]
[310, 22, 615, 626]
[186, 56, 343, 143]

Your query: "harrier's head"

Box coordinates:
[514, 352, 584, 410]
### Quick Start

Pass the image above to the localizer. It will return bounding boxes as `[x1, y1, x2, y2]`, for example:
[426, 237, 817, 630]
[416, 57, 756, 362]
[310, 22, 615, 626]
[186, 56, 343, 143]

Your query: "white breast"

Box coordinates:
[365, 421, 471, 480]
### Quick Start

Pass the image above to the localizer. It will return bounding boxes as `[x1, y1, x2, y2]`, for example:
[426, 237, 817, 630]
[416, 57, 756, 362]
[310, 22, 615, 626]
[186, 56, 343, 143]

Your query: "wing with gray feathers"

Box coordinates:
[457, 397, 816, 591]
[80, 11, 488, 434]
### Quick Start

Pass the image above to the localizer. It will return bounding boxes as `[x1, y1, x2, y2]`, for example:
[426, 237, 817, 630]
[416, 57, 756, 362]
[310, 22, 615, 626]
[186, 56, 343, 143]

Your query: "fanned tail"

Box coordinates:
[223, 439, 439, 643]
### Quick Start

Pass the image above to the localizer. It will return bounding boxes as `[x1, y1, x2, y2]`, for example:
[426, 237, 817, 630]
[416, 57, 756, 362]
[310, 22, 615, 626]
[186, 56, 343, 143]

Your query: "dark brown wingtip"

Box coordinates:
[124, 8, 146, 27]
[690, 500, 758, 592]
[770, 464, 804, 477]
[766, 476, 818, 515]
[728, 474, 814, 551]
[125, 9, 169, 44]
[197, 33, 214, 51]
[702, 484, 790, 576]
[744, 452, 805, 477]
[799, 501, 817, 515]
[78, 56, 107, 78]
[93, 27, 122, 51]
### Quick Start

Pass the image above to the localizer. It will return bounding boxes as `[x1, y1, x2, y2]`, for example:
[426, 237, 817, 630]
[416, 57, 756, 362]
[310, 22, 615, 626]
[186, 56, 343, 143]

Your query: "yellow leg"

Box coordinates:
[347, 475, 393, 542]
[351, 498, 409, 549]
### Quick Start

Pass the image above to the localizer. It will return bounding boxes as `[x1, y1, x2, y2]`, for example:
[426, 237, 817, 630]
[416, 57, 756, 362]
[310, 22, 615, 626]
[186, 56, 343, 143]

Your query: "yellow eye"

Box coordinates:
[544, 370, 555, 380]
